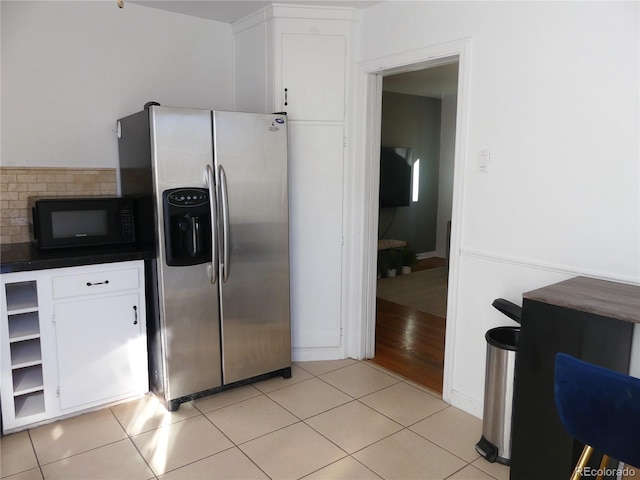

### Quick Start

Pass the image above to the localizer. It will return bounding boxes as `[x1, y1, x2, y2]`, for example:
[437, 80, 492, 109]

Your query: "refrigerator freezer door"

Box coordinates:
[150, 107, 222, 400]
[213, 111, 291, 384]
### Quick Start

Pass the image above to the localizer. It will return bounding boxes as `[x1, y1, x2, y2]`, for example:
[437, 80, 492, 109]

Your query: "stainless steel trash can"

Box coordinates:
[475, 299, 522, 465]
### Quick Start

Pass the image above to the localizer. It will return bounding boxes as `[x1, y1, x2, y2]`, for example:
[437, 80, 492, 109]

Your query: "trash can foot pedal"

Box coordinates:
[475, 436, 498, 463]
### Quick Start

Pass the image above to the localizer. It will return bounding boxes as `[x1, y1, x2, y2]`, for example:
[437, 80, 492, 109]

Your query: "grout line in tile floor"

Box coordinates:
[1, 360, 510, 480]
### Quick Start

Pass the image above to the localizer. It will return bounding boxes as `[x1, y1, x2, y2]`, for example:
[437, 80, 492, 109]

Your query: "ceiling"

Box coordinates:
[130, 1, 380, 24]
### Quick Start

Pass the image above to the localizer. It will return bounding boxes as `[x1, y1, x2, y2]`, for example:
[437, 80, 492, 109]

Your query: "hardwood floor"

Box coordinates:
[413, 256, 448, 273]
[370, 257, 447, 394]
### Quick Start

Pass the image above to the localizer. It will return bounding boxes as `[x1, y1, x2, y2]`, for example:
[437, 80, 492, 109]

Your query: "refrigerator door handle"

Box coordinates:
[205, 164, 218, 285]
[219, 165, 230, 282]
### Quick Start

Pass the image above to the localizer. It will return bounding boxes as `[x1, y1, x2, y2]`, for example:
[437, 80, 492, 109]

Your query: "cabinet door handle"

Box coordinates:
[86, 280, 109, 286]
[284, 88, 288, 106]
[133, 305, 138, 325]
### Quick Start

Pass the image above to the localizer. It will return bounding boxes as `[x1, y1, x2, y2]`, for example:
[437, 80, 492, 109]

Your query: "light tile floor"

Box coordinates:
[0, 360, 510, 480]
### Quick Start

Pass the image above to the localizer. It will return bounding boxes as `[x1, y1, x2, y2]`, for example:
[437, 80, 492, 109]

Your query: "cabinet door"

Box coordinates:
[54, 293, 146, 410]
[288, 123, 344, 348]
[281, 33, 346, 121]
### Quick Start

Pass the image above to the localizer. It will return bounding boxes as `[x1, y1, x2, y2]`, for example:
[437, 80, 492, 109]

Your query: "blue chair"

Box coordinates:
[554, 353, 640, 480]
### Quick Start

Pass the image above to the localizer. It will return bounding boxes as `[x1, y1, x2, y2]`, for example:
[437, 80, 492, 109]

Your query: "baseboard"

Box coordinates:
[449, 389, 483, 419]
[292, 346, 344, 362]
[417, 251, 439, 260]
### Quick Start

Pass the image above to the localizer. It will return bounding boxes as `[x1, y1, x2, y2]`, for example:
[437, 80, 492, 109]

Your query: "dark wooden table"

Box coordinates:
[509, 277, 640, 480]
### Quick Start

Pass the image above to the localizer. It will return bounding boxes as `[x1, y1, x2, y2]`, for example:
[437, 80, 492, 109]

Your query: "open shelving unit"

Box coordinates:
[5, 281, 46, 420]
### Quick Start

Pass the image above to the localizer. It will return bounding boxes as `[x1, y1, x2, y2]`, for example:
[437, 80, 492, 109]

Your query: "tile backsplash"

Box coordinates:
[0, 167, 117, 245]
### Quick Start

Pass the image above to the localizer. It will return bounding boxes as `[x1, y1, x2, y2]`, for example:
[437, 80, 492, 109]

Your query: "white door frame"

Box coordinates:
[346, 38, 472, 403]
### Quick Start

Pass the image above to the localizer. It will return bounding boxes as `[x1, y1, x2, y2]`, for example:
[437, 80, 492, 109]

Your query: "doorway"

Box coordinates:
[370, 63, 458, 394]
[356, 38, 471, 404]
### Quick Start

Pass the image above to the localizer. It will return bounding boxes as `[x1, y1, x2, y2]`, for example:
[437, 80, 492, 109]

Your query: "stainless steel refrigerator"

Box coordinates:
[117, 105, 291, 410]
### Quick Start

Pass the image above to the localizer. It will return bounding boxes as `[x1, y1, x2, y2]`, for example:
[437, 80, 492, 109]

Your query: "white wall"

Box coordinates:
[355, 1, 639, 416]
[379, 92, 442, 253]
[1, 1, 233, 169]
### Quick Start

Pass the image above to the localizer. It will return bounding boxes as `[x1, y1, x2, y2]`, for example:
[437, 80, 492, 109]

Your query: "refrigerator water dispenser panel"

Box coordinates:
[163, 188, 212, 266]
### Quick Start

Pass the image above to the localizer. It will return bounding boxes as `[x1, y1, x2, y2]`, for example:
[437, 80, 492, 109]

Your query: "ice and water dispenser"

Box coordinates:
[162, 188, 212, 266]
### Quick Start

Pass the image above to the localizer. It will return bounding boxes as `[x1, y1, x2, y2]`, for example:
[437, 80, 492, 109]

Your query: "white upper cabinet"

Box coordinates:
[233, 18, 270, 115]
[233, 6, 353, 122]
[279, 33, 346, 121]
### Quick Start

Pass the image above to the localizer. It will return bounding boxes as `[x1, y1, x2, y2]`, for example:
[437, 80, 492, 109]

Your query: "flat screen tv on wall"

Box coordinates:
[379, 146, 411, 208]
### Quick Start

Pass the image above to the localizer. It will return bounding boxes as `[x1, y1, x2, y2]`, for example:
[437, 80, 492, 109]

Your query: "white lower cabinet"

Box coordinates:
[1, 260, 148, 433]
[54, 293, 145, 410]
[288, 123, 344, 349]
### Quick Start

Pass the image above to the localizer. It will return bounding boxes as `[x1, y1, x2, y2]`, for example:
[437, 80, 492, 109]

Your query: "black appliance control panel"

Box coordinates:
[166, 189, 209, 207]
[120, 208, 134, 235]
[162, 187, 212, 267]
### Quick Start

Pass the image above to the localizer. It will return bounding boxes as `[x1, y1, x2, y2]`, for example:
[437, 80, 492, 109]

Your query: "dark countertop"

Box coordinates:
[523, 276, 640, 323]
[1, 242, 154, 274]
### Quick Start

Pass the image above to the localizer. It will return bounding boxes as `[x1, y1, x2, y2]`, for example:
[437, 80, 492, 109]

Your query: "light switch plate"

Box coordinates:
[478, 149, 491, 172]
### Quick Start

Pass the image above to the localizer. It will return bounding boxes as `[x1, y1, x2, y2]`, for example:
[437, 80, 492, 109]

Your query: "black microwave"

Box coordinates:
[29, 197, 135, 249]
